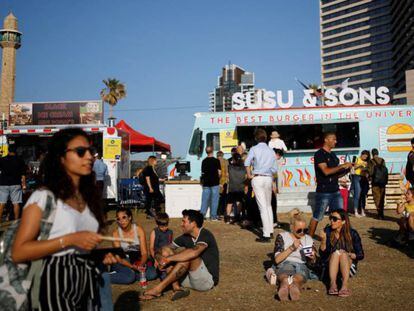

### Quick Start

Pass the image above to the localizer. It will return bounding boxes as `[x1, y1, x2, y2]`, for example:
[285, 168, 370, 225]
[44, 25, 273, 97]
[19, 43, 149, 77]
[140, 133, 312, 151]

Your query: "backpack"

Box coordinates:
[372, 158, 388, 186]
[0, 191, 56, 311]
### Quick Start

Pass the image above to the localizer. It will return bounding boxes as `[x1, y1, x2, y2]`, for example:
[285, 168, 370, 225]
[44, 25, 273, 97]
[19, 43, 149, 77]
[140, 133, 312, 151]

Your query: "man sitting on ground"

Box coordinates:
[140, 209, 220, 301]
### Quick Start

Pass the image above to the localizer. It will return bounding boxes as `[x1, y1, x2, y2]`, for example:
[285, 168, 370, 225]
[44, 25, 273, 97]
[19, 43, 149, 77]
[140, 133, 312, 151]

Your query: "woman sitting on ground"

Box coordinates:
[319, 209, 364, 297]
[396, 187, 414, 244]
[110, 207, 157, 283]
[273, 209, 316, 301]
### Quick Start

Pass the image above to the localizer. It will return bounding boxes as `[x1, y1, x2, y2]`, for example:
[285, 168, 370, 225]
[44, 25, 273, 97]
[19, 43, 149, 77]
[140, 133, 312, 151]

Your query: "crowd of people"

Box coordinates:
[0, 128, 413, 308]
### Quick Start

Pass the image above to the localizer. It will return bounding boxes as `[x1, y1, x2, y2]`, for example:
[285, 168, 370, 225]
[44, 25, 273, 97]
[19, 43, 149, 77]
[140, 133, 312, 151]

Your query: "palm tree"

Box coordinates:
[100, 78, 126, 119]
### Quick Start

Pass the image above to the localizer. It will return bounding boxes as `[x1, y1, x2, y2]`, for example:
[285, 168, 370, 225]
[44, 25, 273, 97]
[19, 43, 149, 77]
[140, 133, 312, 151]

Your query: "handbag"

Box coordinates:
[0, 191, 56, 311]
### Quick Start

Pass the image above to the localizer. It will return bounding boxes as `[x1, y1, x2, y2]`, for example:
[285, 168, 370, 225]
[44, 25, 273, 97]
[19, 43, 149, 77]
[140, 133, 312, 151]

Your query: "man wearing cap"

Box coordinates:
[268, 131, 287, 151]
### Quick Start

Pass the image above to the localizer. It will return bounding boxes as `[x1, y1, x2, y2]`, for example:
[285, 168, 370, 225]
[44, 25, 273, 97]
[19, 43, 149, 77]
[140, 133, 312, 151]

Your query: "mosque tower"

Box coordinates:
[0, 13, 22, 122]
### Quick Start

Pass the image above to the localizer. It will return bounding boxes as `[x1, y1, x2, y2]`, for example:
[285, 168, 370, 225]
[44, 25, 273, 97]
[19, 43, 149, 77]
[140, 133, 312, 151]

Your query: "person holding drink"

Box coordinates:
[109, 207, 157, 284]
[273, 209, 316, 301]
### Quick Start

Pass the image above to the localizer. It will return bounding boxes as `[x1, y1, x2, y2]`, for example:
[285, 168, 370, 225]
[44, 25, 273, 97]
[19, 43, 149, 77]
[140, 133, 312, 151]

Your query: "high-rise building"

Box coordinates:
[209, 64, 255, 112]
[0, 13, 22, 120]
[390, 0, 414, 101]
[320, 0, 413, 103]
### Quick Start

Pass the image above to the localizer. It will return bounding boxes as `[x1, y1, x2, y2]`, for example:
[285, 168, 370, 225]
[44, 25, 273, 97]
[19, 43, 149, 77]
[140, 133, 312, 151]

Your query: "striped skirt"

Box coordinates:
[39, 254, 100, 311]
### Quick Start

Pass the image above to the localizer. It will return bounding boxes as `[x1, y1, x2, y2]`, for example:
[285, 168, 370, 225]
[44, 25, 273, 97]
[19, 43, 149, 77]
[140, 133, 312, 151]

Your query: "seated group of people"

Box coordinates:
[268, 208, 364, 301]
[109, 208, 219, 301]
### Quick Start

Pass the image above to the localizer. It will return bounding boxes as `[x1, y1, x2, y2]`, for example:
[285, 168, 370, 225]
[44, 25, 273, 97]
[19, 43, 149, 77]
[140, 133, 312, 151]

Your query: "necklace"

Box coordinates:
[73, 192, 85, 211]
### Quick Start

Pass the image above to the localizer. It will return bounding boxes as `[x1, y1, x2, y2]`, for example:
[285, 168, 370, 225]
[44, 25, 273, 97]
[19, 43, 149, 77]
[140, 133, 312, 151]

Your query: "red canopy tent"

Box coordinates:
[115, 120, 171, 153]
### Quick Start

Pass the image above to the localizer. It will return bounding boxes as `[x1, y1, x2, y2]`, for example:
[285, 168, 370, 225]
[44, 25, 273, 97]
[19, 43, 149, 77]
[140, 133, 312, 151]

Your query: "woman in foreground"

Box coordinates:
[12, 128, 118, 310]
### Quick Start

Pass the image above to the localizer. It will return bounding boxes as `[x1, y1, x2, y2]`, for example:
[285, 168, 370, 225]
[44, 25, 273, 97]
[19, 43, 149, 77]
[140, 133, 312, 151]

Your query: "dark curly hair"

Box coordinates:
[39, 128, 104, 229]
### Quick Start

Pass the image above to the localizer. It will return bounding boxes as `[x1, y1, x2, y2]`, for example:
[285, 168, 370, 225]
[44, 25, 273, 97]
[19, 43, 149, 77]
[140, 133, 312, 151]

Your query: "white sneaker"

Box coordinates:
[360, 210, 366, 217]
[354, 212, 361, 218]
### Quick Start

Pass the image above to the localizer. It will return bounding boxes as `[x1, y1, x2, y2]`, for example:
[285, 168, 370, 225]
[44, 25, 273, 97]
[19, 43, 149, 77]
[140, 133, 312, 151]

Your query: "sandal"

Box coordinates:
[338, 288, 351, 297]
[289, 284, 301, 301]
[278, 285, 289, 301]
[328, 287, 339, 295]
[139, 291, 162, 301]
[171, 288, 190, 301]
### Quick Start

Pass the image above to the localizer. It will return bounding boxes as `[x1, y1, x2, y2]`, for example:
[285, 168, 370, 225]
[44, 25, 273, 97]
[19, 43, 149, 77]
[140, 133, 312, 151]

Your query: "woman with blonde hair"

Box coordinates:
[273, 208, 315, 301]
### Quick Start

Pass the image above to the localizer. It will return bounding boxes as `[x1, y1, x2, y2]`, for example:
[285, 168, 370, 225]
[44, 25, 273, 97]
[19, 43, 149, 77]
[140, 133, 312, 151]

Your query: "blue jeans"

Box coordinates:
[200, 185, 220, 219]
[350, 175, 361, 213]
[313, 191, 343, 221]
[109, 263, 158, 284]
[99, 272, 114, 311]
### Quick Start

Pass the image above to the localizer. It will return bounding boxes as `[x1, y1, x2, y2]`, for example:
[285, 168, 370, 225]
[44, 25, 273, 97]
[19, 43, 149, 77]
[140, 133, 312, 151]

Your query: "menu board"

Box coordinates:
[10, 101, 103, 126]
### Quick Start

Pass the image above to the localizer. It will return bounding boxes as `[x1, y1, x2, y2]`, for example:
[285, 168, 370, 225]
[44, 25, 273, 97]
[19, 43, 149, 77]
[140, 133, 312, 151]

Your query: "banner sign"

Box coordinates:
[103, 137, 122, 161]
[10, 101, 103, 126]
[232, 86, 390, 110]
[219, 130, 238, 153]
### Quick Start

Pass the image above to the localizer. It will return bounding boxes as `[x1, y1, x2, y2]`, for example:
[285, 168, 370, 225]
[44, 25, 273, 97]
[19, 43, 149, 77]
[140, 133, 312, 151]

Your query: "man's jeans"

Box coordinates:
[200, 185, 220, 219]
[313, 191, 343, 221]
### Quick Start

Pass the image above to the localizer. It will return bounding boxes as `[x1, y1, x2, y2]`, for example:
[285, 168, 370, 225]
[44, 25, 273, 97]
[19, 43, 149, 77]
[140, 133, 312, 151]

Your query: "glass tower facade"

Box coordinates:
[320, 0, 414, 103]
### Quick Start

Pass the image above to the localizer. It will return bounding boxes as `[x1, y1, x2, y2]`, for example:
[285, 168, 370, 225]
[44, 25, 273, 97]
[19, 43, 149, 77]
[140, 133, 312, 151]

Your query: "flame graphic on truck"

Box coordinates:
[296, 168, 312, 186]
[283, 170, 293, 187]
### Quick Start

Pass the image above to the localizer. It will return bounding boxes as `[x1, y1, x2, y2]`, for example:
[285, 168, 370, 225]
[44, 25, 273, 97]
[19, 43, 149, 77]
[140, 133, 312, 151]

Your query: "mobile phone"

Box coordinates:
[352, 156, 357, 163]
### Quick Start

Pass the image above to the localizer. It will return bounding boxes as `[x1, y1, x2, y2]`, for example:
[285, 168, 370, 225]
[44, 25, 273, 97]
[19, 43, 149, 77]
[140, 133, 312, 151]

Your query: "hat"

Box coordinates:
[271, 131, 280, 139]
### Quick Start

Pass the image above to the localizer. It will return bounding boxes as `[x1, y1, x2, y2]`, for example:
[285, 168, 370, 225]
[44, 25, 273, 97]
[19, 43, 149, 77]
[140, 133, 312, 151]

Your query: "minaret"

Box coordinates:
[0, 13, 22, 123]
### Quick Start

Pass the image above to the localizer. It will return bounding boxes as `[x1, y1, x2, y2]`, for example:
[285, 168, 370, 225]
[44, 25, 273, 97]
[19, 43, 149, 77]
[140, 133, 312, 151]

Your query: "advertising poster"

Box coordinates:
[219, 130, 238, 153]
[33, 102, 81, 125]
[9, 103, 33, 126]
[103, 137, 122, 161]
[9, 101, 103, 126]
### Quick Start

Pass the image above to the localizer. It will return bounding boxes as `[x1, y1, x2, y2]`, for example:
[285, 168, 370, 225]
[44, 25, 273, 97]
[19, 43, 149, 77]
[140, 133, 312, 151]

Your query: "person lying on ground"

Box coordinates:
[140, 209, 220, 301]
[396, 187, 414, 244]
[109, 207, 157, 284]
[319, 209, 364, 298]
[273, 208, 316, 301]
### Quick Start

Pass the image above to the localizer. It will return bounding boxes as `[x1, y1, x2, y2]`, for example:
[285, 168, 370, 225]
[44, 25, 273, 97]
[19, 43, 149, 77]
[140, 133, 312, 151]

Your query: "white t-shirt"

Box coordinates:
[24, 189, 99, 256]
[268, 138, 287, 151]
[275, 231, 313, 264]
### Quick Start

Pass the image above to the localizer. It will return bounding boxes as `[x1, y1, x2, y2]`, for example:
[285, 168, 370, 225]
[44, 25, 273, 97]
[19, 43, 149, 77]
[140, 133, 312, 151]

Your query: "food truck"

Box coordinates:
[178, 87, 414, 194]
[0, 100, 130, 202]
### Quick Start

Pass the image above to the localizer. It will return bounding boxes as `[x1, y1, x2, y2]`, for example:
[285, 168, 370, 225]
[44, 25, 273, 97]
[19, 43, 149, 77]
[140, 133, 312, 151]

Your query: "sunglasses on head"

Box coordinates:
[65, 146, 96, 158]
[329, 215, 342, 222]
[295, 228, 308, 234]
[116, 215, 129, 222]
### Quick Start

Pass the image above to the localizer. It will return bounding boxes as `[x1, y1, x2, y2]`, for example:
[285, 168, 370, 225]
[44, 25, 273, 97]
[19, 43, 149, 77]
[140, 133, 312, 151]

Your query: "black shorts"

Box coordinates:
[227, 191, 244, 203]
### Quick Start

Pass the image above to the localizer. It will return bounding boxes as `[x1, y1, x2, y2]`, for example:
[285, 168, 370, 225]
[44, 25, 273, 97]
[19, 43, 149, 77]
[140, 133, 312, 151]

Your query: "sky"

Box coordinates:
[0, 0, 321, 158]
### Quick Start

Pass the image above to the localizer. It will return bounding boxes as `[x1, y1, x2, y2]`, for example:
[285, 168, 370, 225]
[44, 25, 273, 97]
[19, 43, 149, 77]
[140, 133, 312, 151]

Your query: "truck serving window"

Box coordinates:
[189, 128, 203, 155]
[237, 122, 360, 151]
[206, 133, 220, 151]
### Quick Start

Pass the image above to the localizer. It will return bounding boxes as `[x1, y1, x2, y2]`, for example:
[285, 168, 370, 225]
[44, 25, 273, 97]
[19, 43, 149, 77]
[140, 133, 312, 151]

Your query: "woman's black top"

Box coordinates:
[319, 226, 364, 266]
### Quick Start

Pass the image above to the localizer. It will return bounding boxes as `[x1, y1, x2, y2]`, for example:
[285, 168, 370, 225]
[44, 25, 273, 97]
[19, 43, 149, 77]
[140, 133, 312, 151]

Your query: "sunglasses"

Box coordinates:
[65, 146, 96, 158]
[329, 216, 342, 222]
[116, 215, 129, 222]
[295, 228, 308, 234]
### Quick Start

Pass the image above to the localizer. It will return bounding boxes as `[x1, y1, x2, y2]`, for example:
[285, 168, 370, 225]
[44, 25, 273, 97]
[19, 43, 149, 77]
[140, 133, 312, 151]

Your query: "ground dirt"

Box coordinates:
[108, 210, 413, 311]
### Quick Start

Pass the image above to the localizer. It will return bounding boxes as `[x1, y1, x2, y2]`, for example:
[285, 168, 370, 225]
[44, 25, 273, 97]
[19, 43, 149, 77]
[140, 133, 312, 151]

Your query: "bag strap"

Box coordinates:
[27, 193, 57, 310]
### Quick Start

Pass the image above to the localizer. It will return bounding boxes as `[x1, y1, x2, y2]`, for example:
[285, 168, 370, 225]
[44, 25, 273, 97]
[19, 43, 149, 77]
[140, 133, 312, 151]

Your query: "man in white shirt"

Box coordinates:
[245, 129, 278, 243]
[268, 131, 287, 151]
